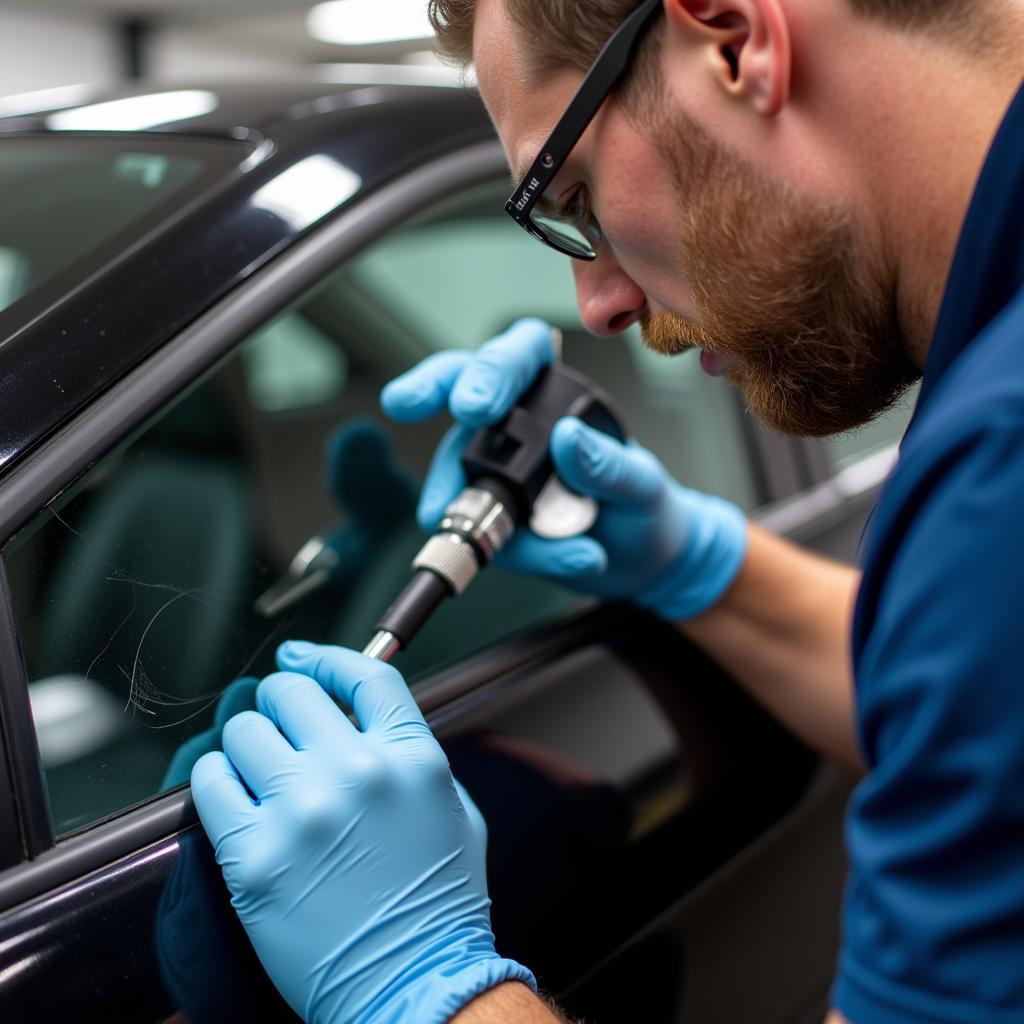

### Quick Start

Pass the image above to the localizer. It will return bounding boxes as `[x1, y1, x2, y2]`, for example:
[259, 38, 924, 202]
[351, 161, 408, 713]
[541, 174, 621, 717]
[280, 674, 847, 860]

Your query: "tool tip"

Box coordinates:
[551, 327, 563, 360]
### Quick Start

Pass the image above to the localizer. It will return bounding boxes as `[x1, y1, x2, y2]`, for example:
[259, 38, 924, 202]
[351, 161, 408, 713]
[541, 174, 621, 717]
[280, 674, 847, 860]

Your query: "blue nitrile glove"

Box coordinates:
[190, 642, 535, 1024]
[380, 318, 748, 622]
[161, 676, 259, 790]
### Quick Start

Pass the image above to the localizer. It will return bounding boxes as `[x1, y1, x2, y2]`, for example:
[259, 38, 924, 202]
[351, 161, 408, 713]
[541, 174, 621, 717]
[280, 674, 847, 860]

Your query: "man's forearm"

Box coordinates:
[452, 983, 569, 1023]
[451, 983, 854, 1024]
[681, 524, 863, 773]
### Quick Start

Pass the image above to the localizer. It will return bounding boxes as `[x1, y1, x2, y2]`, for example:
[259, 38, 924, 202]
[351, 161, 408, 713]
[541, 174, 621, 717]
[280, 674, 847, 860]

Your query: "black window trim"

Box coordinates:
[0, 567, 52, 864]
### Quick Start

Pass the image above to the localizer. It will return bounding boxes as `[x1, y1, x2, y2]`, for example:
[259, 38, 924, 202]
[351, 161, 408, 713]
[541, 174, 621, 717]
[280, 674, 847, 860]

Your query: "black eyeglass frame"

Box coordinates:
[504, 0, 665, 261]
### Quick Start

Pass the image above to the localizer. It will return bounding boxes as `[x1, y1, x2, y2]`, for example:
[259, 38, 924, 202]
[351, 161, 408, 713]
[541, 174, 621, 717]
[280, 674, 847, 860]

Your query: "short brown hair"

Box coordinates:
[429, 0, 646, 74]
[428, 0, 976, 73]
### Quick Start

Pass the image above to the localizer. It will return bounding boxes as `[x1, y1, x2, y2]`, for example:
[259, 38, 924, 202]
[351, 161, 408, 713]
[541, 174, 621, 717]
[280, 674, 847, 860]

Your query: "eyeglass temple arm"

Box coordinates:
[512, 0, 665, 208]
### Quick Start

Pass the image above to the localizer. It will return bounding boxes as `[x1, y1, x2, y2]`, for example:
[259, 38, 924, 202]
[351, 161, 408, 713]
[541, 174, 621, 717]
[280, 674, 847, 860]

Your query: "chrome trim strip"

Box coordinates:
[756, 444, 898, 540]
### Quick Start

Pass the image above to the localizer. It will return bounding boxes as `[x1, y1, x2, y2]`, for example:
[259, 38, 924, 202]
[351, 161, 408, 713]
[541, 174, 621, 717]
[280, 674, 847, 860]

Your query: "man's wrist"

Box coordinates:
[638, 492, 749, 622]
[452, 981, 566, 1023]
[355, 954, 536, 1024]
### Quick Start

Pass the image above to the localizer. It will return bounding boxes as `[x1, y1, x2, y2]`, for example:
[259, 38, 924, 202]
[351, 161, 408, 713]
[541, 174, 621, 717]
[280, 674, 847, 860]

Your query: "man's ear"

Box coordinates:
[664, 0, 791, 117]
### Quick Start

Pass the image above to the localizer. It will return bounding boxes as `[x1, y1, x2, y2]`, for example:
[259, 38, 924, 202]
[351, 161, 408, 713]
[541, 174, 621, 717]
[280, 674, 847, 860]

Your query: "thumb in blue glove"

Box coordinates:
[191, 642, 534, 1024]
[381, 316, 556, 529]
[523, 416, 749, 622]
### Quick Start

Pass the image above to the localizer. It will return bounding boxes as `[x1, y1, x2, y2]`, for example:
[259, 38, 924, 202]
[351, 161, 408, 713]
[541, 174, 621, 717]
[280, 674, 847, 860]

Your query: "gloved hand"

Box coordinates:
[190, 642, 535, 1024]
[161, 676, 259, 791]
[381, 318, 749, 622]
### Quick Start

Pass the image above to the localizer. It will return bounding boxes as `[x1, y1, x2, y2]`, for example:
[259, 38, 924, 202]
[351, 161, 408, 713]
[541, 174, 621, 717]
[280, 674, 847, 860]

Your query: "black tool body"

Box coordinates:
[460, 363, 627, 525]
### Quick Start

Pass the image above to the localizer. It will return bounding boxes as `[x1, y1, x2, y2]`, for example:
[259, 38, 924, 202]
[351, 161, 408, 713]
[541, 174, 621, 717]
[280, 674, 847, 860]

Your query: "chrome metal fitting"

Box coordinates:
[439, 487, 515, 563]
[412, 534, 479, 595]
[363, 630, 401, 663]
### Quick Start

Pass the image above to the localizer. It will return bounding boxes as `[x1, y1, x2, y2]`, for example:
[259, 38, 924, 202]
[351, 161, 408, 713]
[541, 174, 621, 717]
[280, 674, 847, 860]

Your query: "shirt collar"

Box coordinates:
[916, 79, 1024, 414]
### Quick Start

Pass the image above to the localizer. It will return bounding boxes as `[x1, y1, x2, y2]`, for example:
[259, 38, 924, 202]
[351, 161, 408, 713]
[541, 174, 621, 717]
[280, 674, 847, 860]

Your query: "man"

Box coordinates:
[189, 0, 1024, 1021]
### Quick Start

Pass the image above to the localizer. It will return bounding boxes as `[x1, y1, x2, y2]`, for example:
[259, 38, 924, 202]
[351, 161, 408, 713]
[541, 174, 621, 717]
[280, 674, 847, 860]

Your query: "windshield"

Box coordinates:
[0, 135, 248, 318]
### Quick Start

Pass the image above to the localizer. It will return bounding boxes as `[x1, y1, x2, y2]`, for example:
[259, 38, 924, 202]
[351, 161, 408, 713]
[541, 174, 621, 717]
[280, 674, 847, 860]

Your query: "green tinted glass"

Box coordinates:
[0, 137, 243, 322]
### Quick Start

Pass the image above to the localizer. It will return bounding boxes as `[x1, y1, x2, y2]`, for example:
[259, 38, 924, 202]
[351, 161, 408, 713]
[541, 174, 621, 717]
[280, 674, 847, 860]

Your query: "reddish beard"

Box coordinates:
[640, 109, 918, 438]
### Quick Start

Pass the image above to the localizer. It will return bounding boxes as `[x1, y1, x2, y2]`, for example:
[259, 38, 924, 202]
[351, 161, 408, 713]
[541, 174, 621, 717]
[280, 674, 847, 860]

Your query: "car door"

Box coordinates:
[0, 134, 884, 1023]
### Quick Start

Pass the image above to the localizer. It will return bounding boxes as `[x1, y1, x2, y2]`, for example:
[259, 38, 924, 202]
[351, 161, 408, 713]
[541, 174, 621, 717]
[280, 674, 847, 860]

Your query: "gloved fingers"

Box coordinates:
[161, 677, 262, 791]
[214, 676, 260, 730]
[417, 424, 473, 530]
[448, 318, 556, 428]
[551, 417, 663, 506]
[221, 710, 296, 798]
[255, 671, 357, 751]
[276, 641, 430, 738]
[380, 350, 474, 423]
[496, 531, 608, 581]
[191, 751, 257, 846]
[453, 778, 488, 848]
[162, 731, 218, 792]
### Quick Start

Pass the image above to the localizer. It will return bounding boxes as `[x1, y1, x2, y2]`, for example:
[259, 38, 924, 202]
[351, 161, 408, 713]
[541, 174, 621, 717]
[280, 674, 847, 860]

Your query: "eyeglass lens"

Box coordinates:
[530, 208, 598, 259]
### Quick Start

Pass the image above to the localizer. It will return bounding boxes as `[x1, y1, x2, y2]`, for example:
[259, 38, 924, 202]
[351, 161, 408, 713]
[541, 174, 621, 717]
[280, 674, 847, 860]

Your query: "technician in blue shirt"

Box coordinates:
[189, 1, 1024, 1022]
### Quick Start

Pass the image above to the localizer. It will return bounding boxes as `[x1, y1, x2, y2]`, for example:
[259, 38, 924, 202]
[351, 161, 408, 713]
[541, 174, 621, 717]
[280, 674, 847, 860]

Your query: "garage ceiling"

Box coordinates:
[1, 0, 443, 66]
[8, 0, 328, 19]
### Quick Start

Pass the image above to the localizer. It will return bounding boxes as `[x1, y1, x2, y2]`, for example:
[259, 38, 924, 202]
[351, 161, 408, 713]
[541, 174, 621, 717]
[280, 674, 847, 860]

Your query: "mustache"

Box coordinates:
[640, 311, 717, 356]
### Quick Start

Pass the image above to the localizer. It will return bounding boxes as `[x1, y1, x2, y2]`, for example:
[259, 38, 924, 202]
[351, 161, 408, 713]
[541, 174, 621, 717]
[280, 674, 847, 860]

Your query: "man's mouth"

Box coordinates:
[699, 351, 738, 377]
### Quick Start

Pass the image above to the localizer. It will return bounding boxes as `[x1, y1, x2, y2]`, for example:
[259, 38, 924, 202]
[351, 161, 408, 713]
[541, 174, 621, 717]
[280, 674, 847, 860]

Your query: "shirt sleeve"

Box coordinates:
[833, 414, 1024, 1024]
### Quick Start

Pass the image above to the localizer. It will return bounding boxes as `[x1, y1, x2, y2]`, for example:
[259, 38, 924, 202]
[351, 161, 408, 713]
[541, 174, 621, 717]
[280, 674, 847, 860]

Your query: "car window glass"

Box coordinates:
[3, 178, 763, 837]
[0, 137, 246, 330]
[829, 384, 919, 470]
[241, 316, 349, 413]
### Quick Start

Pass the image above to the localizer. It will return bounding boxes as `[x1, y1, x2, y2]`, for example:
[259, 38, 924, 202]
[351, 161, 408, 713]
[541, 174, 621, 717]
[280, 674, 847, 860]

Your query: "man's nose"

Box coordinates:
[571, 251, 648, 336]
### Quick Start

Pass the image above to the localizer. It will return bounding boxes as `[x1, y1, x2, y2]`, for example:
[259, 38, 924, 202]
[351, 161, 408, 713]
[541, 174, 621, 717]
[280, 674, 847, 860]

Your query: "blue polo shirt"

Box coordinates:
[833, 81, 1024, 1024]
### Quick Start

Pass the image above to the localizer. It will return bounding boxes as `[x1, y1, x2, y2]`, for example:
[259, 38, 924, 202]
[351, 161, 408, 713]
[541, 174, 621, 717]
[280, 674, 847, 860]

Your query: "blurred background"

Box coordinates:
[0, 0, 456, 102]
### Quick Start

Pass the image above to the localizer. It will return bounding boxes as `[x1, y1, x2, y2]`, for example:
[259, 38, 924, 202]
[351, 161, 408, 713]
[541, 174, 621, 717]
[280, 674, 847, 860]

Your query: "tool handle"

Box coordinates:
[460, 363, 627, 524]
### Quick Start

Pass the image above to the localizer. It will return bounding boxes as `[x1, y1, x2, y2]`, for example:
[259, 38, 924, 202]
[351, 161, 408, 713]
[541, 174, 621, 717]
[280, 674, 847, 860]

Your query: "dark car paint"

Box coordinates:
[0, 81, 855, 1022]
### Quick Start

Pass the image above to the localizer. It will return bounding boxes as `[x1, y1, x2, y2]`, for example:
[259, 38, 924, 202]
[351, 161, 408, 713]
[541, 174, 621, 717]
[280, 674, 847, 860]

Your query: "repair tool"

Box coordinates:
[363, 360, 626, 663]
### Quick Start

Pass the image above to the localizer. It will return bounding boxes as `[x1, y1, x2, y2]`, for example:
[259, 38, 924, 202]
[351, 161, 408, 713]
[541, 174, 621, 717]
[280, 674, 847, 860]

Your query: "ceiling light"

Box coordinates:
[307, 0, 433, 46]
[399, 52, 478, 86]
[0, 84, 93, 120]
[47, 91, 218, 132]
[252, 156, 361, 231]
[315, 62, 466, 88]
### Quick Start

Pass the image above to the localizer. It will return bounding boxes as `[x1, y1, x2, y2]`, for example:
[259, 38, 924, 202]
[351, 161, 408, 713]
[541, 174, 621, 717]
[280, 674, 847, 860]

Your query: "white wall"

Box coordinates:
[0, 9, 118, 98]
[148, 26, 297, 83]
[0, 8, 298, 102]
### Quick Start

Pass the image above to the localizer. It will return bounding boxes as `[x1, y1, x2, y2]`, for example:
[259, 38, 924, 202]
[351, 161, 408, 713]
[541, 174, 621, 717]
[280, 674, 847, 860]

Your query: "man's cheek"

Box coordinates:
[607, 218, 699, 318]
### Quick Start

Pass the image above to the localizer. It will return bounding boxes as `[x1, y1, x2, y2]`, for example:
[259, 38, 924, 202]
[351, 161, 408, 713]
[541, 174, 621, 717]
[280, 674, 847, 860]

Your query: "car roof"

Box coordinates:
[0, 71, 482, 136]
[0, 77, 497, 480]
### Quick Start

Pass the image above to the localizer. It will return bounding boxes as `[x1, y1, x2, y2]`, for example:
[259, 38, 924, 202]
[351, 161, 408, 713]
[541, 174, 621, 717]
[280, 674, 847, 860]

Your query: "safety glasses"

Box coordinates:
[503, 0, 664, 261]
